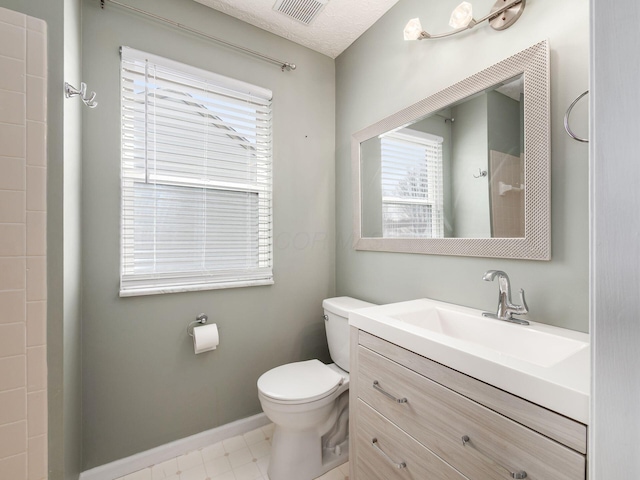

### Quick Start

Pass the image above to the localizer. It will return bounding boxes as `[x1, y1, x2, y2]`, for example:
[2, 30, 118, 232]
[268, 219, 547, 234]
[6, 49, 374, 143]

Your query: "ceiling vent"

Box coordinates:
[273, 0, 329, 26]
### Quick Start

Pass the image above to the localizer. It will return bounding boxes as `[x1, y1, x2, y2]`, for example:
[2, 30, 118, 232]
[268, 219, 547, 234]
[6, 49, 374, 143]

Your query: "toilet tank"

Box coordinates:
[322, 297, 376, 372]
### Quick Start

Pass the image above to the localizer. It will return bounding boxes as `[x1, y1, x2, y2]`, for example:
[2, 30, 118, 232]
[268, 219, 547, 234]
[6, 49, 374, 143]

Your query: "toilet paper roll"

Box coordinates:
[193, 323, 219, 354]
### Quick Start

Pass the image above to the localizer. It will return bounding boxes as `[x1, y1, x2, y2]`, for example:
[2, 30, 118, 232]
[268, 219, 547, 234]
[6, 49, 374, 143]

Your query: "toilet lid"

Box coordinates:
[258, 359, 344, 403]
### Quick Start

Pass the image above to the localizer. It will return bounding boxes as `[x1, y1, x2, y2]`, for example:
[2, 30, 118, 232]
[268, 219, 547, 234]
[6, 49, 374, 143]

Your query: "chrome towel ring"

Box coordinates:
[564, 90, 589, 143]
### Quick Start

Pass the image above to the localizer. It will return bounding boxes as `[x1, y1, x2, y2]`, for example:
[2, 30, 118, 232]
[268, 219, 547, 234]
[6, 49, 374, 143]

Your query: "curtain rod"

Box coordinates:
[100, 0, 297, 72]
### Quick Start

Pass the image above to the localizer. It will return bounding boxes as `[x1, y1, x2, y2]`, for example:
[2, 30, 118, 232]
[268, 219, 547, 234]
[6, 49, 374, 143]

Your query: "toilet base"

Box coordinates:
[267, 426, 349, 480]
[321, 439, 349, 472]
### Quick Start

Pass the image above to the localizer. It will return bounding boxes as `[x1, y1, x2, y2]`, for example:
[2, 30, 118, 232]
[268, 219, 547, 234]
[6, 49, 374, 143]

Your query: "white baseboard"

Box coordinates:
[79, 413, 270, 480]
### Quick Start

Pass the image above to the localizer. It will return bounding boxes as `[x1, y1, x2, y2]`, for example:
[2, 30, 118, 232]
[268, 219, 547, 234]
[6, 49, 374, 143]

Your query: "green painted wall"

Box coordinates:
[487, 90, 521, 157]
[80, 0, 336, 469]
[335, 0, 590, 332]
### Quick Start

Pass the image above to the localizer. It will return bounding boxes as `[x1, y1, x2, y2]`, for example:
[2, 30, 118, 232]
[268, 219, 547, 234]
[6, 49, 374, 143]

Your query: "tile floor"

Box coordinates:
[115, 423, 349, 480]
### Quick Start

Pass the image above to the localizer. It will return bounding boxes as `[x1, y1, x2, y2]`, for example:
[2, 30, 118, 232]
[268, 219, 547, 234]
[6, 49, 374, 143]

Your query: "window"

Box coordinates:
[120, 47, 273, 296]
[380, 129, 444, 238]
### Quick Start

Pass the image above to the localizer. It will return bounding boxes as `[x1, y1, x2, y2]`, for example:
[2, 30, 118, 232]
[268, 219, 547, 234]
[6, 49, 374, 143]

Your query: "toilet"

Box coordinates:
[257, 296, 375, 480]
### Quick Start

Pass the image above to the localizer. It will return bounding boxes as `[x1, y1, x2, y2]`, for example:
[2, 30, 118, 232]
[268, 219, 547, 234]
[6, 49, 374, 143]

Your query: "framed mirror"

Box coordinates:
[352, 40, 550, 260]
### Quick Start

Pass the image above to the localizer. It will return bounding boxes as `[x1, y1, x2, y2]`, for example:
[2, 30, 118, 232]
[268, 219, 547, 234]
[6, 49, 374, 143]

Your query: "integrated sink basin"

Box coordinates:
[349, 298, 590, 424]
[395, 304, 587, 368]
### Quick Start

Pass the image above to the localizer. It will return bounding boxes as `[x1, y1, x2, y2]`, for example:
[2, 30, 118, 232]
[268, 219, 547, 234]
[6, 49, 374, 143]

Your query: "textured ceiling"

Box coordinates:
[192, 0, 400, 58]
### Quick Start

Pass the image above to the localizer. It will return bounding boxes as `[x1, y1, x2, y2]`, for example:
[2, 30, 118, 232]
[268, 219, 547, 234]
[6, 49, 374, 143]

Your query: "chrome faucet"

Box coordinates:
[482, 270, 529, 325]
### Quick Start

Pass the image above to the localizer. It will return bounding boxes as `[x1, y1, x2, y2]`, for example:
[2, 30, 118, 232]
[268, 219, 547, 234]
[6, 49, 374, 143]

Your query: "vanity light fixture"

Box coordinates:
[449, 1, 475, 29]
[404, 0, 525, 40]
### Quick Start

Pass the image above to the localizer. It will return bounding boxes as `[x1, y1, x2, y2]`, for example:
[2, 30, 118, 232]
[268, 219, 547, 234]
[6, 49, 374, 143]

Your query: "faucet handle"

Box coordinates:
[516, 288, 529, 315]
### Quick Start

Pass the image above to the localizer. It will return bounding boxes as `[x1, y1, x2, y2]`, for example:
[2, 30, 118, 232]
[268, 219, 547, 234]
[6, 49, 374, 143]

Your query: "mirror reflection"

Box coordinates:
[360, 75, 524, 239]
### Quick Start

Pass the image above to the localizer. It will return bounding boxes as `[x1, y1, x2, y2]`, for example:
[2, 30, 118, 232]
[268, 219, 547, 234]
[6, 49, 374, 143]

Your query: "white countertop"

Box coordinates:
[349, 298, 590, 424]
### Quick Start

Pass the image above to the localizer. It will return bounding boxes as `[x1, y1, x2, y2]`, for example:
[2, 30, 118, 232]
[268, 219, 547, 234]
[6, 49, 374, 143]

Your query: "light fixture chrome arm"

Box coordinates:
[416, 23, 474, 40]
[475, 0, 526, 27]
[409, 0, 525, 40]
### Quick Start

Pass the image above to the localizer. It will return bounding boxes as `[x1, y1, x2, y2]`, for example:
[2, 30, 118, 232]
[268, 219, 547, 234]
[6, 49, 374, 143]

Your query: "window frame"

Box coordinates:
[119, 47, 273, 297]
[379, 129, 445, 239]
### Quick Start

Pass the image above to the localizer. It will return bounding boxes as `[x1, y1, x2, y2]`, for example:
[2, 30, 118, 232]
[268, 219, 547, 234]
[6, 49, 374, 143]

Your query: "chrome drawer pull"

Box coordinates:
[461, 435, 527, 479]
[372, 380, 408, 404]
[371, 438, 407, 469]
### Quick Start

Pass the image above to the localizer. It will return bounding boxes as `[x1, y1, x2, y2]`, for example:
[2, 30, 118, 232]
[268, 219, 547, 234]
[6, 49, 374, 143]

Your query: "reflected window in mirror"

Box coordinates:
[380, 129, 444, 238]
[360, 76, 525, 241]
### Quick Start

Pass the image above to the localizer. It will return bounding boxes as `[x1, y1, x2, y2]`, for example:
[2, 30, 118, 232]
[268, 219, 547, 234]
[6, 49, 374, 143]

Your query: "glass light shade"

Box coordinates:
[449, 2, 474, 29]
[403, 18, 424, 41]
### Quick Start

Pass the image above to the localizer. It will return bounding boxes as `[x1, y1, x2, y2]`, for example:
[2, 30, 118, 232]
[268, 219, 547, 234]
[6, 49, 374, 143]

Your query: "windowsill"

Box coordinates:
[119, 278, 274, 297]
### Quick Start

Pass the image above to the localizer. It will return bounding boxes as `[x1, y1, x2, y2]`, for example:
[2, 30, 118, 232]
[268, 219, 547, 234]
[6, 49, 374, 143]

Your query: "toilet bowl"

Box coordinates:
[257, 297, 374, 480]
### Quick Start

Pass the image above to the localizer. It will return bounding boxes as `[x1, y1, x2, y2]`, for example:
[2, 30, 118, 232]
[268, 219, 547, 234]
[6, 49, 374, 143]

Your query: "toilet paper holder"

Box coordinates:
[187, 313, 208, 337]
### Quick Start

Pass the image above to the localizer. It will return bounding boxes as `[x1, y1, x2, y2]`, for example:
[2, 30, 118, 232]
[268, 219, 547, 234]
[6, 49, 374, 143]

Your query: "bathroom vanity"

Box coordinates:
[348, 299, 589, 480]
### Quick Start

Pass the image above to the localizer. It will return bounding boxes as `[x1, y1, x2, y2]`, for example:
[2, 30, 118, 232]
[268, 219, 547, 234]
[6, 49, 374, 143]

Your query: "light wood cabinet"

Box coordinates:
[349, 328, 588, 480]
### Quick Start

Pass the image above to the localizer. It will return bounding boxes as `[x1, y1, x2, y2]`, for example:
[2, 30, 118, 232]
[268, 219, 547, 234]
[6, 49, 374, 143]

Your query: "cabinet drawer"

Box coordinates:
[356, 399, 468, 480]
[359, 331, 587, 453]
[358, 345, 586, 480]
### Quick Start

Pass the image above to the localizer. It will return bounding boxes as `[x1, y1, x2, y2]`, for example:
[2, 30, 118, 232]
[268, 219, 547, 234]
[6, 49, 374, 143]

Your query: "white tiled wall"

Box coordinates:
[489, 150, 525, 238]
[0, 7, 48, 480]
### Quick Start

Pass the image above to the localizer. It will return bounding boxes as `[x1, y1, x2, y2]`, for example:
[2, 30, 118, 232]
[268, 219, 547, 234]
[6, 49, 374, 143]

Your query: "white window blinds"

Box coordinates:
[380, 129, 444, 238]
[120, 47, 273, 296]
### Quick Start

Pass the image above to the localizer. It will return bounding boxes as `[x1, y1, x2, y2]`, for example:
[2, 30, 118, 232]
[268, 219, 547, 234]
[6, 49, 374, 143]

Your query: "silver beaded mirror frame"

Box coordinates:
[352, 40, 550, 260]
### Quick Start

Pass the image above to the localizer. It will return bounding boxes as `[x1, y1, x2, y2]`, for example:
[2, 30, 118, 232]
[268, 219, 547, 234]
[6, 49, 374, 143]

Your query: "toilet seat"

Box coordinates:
[257, 359, 344, 404]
